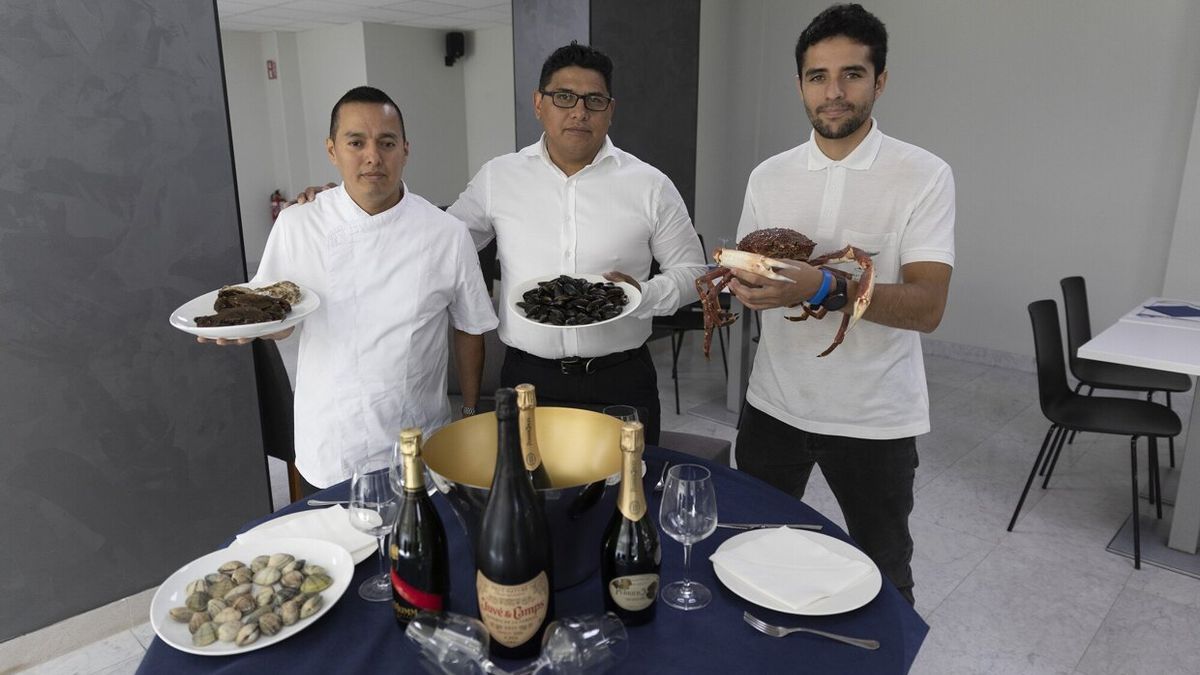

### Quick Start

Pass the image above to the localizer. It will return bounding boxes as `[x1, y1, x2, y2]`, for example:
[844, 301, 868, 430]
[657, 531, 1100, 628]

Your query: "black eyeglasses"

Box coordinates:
[539, 89, 614, 112]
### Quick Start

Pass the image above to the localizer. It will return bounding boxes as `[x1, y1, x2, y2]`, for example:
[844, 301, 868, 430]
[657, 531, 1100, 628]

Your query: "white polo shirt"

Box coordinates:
[738, 121, 955, 439]
[447, 136, 707, 359]
[255, 184, 499, 487]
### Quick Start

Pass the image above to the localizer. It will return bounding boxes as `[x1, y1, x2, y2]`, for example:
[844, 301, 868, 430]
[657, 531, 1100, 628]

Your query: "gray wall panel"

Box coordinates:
[513, 0, 589, 148]
[591, 0, 700, 217]
[0, 0, 266, 641]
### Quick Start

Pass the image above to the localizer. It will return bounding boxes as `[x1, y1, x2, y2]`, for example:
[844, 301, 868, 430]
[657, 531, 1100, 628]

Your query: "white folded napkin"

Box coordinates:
[710, 527, 873, 611]
[236, 506, 376, 561]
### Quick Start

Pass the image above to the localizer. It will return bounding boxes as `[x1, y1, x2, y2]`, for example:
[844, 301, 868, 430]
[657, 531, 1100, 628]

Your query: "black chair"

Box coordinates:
[1008, 300, 1181, 568]
[252, 339, 307, 504]
[1060, 276, 1192, 466]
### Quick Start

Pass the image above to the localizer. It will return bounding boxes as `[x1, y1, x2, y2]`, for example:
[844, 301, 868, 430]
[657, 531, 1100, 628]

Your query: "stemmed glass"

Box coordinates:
[348, 455, 400, 602]
[601, 405, 639, 424]
[658, 464, 718, 610]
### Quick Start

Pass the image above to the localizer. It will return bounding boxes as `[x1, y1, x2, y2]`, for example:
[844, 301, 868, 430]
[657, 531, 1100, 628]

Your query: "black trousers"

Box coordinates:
[735, 404, 919, 604]
[500, 345, 661, 445]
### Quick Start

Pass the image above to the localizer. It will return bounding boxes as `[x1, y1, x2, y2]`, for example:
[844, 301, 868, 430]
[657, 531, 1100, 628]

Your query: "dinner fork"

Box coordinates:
[743, 612, 880, 650]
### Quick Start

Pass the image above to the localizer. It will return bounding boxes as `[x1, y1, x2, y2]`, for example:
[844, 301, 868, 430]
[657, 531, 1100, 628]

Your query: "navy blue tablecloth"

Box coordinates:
[139, 447, 927, 674]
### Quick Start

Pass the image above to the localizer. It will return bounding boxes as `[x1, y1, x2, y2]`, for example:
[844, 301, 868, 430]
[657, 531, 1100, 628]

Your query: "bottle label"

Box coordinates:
[617, 457, 646, 521]
[521, 413, 543, 471]
[475, 571, 549, 648]
[608, 573, 659, 612]
[391, 568, 444, 614]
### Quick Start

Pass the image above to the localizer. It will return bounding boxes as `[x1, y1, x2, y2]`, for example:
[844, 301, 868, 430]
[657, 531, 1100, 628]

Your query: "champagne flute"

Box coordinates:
[658, 464, 717, 610]
[349, 455, 400, 602]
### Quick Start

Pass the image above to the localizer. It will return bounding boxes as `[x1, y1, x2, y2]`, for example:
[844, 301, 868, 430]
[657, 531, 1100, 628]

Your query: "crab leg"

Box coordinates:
[712, 248, 804, 282]
[801, 246, 876, 357]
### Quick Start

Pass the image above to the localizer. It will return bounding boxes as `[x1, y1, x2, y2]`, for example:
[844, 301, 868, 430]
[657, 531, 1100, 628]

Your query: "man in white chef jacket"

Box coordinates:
[203, 86, 498, 489]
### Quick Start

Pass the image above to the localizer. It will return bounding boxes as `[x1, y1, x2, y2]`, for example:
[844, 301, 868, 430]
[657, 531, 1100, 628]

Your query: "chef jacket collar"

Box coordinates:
[806, 118, 882, 171]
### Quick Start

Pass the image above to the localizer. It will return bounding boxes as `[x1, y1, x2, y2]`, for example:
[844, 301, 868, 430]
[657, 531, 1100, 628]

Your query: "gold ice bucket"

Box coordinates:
[423, 407, 622, 590]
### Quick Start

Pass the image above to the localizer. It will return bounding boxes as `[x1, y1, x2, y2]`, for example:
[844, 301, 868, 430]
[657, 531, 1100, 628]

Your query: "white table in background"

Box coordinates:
[1078, 297, 1200, 554]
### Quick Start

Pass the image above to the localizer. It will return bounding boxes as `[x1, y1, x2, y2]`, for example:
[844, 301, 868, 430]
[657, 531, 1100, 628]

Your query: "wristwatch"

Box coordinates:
[460, 405, 477, 417]
[819, 276, 849, 312]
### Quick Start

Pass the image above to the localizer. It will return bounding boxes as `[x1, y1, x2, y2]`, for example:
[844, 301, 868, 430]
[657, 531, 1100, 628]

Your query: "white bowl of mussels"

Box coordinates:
[150, 537, 353, 656]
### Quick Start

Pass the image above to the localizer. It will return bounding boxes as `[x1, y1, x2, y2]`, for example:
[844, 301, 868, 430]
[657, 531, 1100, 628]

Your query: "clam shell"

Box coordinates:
[168, 607, 193, 623]
[279, 570, 305, 589]
[205, 599, 227, 617]
[224, 583, 253, 600]
[250, 555, 271, 573]
[258, 612, 283, 636]
[273, 586, 300, 605]
[208, 578, 235, 600]
[185, 591, 210, 612]
[253, 567, 282, 586]
[279, 599, 301, 626]
[218, 560, 245, 574]
[204, 572, 229, 585]
[184, 579, 208, 596]
[300, 573, 332, 594]
[192, 621, 217, 647]
[241, 605, 272, 625]
[267, 553, 294, 568]
[299, 594, 323, 619]
[230, 594, 257, 613]
[281, 558, 305, 574]
[301, 563, 327, 577]
[230, 567, 254, 585]
[235, 623, 260, 646]
[217, 621, 240, 642]
[212, 607, 242, 624]
[188, 611, 210, 635]
[255, 588, 274, 607]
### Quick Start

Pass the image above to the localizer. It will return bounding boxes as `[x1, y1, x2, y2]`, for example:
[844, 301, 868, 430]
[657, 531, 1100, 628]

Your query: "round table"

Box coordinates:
[139, 447, 928, 674]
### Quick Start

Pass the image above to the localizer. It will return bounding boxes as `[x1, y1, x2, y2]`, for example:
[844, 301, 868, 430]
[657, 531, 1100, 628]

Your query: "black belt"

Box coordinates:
[511, 346, 644, 375]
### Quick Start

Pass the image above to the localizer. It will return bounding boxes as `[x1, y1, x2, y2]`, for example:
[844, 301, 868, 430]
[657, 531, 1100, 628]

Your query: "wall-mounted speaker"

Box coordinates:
[445, 31, 465, 67]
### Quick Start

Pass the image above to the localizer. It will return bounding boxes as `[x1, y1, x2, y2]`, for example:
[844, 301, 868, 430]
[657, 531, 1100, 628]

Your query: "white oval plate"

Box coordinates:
[169, 283, 320, 340]
[149, 536, 352, 656]
[510, 274, 641, 329]
[712, 528, 882, 615]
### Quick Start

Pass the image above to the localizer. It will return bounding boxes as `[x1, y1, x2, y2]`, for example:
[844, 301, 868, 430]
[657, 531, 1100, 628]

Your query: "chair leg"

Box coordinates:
[1039, 426, 1065, 476]
[671, 331, 683, 415]
[1167, 392, 1176, 468]
[287, 462, 304, 503]
[1130, 436, 1141, 569]
[1041, 426, 1069, 489]
[1009, 424, 1058, 531]
[1149, 437, 1163, 520]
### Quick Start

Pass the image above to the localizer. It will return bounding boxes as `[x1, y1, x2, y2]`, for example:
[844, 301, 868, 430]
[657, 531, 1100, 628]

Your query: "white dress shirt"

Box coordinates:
[448, 136, 706, 359]
[738, 122, 956, 439]
[255, 184, 498, 487]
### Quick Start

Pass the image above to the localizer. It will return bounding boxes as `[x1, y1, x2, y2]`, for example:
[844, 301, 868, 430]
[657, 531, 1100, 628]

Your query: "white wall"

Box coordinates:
[697, 0, 1200, 357]
[221, 30, 276, 272]
[464, 25, 517, 177]
[295, 23, 369, 187]
[362, 22, 469, 206]
[1164, 81, 1200, 299]
[261, 31, 309, 201]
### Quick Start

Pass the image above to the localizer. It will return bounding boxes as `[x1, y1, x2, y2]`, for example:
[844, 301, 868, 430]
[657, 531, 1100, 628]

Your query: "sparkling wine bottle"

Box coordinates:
[475, 388, 555, 659]
[514, 383, 553, 489]
[600, 421, 661, 625]
[390, 428, 449, 627]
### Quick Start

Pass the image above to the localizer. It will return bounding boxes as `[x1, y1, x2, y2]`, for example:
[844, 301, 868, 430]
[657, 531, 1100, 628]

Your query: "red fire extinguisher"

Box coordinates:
[270, 190, 285, 221]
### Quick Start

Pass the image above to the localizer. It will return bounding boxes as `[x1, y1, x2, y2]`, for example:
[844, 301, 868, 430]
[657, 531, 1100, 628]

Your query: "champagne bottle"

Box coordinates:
[475, 388, 555, 659]
[514, 383, 553, 490]
[600, 421, 661, 625]
[390, 428, 449, 627]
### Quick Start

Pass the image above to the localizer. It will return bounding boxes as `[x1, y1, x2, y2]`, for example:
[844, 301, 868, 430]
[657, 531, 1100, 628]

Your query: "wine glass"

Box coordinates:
[348, 455, 400, 602]
[601, 405, 639, 424]
[658, 464, 717, 610]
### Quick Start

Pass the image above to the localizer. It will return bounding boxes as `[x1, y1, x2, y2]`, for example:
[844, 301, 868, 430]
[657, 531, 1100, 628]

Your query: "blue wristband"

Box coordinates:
[807, 269, 834, 306]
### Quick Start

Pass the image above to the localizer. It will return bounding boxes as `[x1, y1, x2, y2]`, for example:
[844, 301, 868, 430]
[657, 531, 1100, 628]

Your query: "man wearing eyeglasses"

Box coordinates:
[448, 42, 706, 444]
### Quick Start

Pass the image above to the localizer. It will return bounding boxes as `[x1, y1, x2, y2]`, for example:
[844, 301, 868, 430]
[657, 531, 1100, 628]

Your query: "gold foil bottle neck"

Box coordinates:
[515, 383, 536, 409]
[397, 427, 425, 491]
[618, 421, 646, 520]
[514, 384, 543, 472]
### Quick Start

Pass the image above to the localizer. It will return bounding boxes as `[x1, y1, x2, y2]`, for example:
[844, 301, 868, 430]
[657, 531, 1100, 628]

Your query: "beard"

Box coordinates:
[805, 101, 873, 140]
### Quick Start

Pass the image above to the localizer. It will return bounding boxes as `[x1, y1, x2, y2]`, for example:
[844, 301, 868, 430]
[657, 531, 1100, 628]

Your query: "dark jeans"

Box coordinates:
[500, 345, 661, 445]
[735, 404, 919, 604]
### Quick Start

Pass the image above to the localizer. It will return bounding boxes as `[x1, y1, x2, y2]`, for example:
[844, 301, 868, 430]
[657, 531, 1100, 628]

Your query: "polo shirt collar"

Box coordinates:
[806, 118, 883, 171]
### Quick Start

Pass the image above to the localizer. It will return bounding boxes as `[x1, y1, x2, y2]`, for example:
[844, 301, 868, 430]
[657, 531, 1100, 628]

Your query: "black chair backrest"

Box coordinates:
[1028, 299, 1072, 417]
[252, 339, 295, 463]
[1060, 276, 1092, 379]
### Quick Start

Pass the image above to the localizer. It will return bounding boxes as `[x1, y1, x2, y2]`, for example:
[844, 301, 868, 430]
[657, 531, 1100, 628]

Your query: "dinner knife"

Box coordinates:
[717, 523, 823, 531]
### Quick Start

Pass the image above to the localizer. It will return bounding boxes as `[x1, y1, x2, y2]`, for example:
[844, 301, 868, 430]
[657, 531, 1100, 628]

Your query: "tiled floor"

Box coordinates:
[20, 334, 1200, 674]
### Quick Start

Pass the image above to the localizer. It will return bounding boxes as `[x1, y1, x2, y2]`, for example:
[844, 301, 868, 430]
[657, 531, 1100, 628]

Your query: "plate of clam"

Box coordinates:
[150, 537, 352, 656]
[511, 274, 641, 329]
[169, 280, 320, 340]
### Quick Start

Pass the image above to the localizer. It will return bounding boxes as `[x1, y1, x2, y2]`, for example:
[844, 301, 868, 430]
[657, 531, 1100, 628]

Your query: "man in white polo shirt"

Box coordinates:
[448, 43, 706, 444]
[728, 4, 955, 605]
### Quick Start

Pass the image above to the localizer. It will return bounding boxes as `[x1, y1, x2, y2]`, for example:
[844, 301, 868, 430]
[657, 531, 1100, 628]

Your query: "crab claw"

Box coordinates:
[712, 248, 803, 283]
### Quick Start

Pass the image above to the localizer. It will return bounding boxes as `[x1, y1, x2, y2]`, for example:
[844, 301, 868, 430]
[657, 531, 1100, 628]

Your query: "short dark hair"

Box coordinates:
[329, 86, 406, 141]
[795, 4, 888, 79]
[538, 42, 614, 94]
